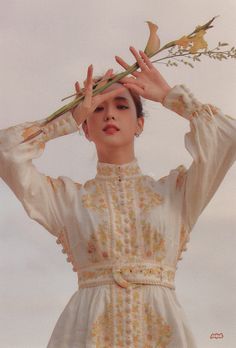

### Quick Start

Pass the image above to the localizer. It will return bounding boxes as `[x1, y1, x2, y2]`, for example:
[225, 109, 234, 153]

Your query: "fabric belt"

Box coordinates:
[77, 261, 176, 290]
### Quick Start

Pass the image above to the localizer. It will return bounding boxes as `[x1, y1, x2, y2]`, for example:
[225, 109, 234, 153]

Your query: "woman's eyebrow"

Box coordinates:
[113, 96, 129, 102]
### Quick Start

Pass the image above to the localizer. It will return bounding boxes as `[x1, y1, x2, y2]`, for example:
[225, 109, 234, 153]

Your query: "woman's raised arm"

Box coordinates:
[162, 84, 236, 232]
[0, 111, 80, 238]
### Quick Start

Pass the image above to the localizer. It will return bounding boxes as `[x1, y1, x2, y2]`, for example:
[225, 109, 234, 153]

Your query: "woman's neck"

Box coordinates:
[97, 147, 135, 165]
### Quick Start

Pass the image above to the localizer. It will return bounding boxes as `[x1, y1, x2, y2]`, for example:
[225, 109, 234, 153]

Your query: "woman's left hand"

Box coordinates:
[115, 46, 172, 104]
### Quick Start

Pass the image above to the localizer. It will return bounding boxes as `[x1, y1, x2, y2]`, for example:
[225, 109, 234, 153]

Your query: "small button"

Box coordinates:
[125, 248, 129, 253]
[124, 218, 129, 223]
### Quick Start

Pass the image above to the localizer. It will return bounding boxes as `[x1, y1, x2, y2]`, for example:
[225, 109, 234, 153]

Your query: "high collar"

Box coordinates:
[95, 157, 143, 179]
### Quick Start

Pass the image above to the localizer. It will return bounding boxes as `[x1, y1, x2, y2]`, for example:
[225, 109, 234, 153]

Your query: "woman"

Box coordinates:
[0, 47, 235, 347]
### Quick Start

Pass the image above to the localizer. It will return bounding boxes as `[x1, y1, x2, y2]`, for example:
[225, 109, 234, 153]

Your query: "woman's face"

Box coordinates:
[82, 83, 144, 152]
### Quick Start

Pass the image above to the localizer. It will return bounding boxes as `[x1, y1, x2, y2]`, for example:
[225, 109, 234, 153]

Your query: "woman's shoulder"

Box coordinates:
[147, 164, 187, 192]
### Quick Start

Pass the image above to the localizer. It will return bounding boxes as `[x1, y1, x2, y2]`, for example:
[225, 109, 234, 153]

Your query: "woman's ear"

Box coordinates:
[82, 121, 90, 141]
[137, 116, 144, 131]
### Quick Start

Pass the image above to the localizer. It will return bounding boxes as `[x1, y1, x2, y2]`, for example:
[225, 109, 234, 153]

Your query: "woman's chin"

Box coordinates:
[96, 136, 130, 148]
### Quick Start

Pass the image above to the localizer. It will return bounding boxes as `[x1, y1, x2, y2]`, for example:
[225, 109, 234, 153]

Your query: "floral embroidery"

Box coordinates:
[82, 180, 108, 213]
[143, 303, 172, 347]
[171, 95, 186, 116]
[87, 222, 110, 262]
[96, 159, 142, 178]
[91, 303, 113, 347]
[135, 177, 163, 213]
[38, 142, 45, 150]
[177, 224, 190, 261]
[176, 164, 187, 190]
[141, 221, 166, 261]
[21, 125, 41, 140]
[90, 286, 172, 347]
[46, 176, 63, 192]
[84, 169, 164, 261]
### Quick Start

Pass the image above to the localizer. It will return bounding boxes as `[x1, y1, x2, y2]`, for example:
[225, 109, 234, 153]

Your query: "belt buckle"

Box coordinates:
[112, 264, 130, 288]
[112, 264, 141, 289]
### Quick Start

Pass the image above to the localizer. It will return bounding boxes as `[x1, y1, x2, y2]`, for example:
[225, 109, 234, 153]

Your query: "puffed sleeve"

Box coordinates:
[162, 84, 236, 232]
[0, 112, 81, 237]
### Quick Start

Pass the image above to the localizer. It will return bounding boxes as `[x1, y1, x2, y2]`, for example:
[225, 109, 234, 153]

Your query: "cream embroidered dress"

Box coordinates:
[0, 85, 235, 348]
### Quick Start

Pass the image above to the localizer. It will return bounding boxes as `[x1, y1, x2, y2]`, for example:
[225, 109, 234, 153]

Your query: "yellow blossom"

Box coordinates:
[189, 29, 208, 53]
[175, 29, 208, 53]
[174, 35, 191, 48]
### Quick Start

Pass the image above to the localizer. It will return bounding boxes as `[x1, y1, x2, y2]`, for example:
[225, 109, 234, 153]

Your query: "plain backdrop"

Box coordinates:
[0, 1, 235, 347]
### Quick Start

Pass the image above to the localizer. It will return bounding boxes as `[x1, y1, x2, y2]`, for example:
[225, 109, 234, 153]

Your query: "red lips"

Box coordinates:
[103, 124, 120, 131]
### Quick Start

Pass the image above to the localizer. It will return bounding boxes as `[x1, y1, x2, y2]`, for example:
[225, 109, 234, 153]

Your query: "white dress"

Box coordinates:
[0, 85, 235, 348]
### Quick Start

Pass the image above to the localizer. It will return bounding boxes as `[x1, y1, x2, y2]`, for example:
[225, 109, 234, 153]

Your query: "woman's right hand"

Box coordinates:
[71, 65, 125, 126]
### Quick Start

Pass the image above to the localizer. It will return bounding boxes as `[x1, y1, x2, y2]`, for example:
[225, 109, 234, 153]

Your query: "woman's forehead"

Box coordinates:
[101, 83, 133, 100]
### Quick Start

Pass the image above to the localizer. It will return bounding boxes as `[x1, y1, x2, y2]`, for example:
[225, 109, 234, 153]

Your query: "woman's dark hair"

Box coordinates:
[93, 76, 144, 118]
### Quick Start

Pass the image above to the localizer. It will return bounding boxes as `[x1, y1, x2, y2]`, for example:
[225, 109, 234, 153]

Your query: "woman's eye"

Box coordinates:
[117, 105, 129, 110]
[94, 106, 104, 112]
[94, 105, 128, 112]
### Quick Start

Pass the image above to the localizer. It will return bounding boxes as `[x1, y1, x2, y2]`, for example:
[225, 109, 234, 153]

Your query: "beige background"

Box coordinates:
[0, 0, 235, 347]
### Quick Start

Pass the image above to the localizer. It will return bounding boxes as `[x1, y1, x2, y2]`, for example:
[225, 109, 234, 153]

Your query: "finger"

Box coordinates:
[139, 50, 154, 69]
[119, 76, 145, 91]
[86, 64, 93, 86]
[75, 81, 81, 94]
[119, 76, 136, 84]
[121, 78, 145, 89]
[123, 82, 145, 96]
[83, 64, 93, 88]
[83, 65, 93, 106]
[96, 69, 113, 88]
[129, 46, 148, 71]
[115, 55, 139, 78]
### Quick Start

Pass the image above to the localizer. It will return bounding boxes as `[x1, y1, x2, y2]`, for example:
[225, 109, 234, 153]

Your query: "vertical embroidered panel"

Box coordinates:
[90, 285, 172, 347]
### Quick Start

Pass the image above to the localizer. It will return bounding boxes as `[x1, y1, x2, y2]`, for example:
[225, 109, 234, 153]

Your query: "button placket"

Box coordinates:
[125, 291, 133, 347]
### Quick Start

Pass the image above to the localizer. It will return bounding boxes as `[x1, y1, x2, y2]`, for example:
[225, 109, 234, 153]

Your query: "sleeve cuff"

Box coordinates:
[40, 111, 80, 142]
[161, 84, 202, 120]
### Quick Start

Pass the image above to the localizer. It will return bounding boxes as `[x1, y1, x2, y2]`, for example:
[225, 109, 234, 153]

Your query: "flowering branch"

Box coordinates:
[151, 42, 236, 68]
[22, 15, 235, 143]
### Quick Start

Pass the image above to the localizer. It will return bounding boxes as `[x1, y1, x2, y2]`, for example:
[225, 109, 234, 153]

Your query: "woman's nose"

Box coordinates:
[104, 115, 116, 121]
